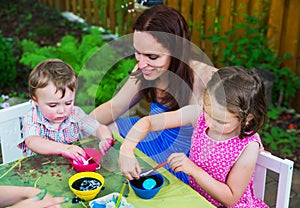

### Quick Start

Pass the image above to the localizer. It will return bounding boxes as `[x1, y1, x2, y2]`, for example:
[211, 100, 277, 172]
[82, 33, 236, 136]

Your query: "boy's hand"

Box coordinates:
[98, 139, 116, 155]
[61, 144, 86, 163]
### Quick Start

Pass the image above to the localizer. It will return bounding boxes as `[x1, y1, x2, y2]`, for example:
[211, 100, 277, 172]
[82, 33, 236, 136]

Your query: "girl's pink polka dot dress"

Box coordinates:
[189, 113, 269, 208]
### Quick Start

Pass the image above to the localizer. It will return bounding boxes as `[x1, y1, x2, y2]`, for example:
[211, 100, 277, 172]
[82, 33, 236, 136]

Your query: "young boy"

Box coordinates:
[19, 59, 113, 162]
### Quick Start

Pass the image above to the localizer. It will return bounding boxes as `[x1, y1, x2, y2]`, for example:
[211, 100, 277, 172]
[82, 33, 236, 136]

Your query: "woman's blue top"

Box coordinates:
[116, 102, 193, 184]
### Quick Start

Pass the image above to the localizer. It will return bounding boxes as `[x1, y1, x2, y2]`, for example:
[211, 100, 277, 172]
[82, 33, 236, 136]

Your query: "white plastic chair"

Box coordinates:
[0, 101, 32, 165]
[253, 151, 294, 208]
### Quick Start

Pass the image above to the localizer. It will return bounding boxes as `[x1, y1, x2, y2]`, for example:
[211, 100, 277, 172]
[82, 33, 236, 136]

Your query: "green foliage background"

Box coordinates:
[20, 28, 136, 113]
[0, 35, 16, 89]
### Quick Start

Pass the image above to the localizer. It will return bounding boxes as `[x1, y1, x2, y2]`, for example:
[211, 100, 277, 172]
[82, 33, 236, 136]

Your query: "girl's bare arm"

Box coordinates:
[187, 142, 260, 207]
[119, 105, 201, 180]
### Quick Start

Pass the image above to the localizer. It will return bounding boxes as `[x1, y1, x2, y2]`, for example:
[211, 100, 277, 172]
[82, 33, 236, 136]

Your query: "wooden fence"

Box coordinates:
[38, 0, 300, 110]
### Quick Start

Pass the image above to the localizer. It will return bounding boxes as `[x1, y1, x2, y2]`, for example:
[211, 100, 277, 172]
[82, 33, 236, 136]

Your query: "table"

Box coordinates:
[0, 135, 215, 208]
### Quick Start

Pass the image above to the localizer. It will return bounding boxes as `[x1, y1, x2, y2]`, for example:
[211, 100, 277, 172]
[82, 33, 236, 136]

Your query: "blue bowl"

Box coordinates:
[129, 171, 164, 199]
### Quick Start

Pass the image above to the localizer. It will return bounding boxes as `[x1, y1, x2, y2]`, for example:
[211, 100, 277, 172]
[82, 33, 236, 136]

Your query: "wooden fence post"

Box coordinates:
[55, 0, 66, 11]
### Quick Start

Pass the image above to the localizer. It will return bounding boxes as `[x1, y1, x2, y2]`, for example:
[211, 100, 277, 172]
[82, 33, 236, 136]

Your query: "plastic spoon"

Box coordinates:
[86, 156, 94, 163]
[140, 161, 168, 177]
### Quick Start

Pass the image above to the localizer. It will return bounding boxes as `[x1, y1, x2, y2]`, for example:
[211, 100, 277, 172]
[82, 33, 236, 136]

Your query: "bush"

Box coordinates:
[20, 28, 136, 113]
[0, 34, 16, 89]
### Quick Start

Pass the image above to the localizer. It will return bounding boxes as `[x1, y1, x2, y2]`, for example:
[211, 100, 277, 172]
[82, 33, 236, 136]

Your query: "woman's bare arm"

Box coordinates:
[189, 61, 217, 105]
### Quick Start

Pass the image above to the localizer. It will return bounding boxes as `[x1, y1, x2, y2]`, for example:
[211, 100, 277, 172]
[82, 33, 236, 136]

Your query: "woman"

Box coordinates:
[90, 5, 216, 183]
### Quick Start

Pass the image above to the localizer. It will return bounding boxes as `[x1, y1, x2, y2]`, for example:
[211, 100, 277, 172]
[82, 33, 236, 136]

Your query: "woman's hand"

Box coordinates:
[0, 186, 67, 208]
[11, 194, 66, 208]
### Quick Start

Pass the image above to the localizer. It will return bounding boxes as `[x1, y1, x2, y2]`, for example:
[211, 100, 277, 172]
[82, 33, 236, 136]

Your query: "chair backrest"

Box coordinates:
[0, 101, 32, 165]
[253, 151, 294, 208]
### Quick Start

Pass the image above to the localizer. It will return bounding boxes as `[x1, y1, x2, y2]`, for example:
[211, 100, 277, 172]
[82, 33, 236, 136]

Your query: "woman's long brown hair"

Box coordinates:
[131, 5, 194, 110]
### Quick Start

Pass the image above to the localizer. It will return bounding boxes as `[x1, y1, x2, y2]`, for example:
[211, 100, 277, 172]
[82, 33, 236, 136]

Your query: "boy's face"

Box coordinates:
[33, 81, 75, 128]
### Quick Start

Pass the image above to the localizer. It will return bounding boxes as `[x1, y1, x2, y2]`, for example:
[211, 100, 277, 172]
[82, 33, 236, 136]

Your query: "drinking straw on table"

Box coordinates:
[114, 180, 128, 208]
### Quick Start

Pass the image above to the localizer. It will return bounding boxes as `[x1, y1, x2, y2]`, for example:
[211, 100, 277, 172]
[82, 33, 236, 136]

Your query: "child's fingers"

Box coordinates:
[76, 146, 86, 157]
[32, 189, 47, 200]
[34, 196, 67, 208]
[99, 140, 112, 155]
[63, 144, 85, 159]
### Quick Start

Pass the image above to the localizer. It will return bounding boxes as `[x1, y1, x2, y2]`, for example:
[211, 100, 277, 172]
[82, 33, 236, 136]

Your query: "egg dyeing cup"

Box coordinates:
[69, 172, 105, 201]
[129, 171, 164, 199]
[69, 148, 102, 172]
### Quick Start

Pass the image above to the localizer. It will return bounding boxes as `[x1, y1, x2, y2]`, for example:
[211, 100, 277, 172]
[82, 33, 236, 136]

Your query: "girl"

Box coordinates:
[119, 66, 268, 207]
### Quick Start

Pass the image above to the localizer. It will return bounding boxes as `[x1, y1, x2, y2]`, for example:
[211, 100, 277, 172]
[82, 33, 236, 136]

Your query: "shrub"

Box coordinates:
[20, 28, 136, 113]
[0, 34, 16, 89]
[259, 106, 299, 156]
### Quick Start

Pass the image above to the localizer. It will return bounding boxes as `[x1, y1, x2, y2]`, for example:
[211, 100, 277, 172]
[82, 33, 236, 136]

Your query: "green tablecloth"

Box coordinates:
[0, 136, 215, 208]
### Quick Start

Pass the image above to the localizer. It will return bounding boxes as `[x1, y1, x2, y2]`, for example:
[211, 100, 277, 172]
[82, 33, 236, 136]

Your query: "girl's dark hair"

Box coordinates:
[206, 66, 268, 139]
[131, 4, 194, 110]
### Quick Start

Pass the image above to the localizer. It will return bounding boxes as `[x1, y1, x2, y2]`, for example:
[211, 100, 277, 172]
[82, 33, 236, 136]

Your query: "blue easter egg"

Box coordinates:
[142, 178, 156, 190]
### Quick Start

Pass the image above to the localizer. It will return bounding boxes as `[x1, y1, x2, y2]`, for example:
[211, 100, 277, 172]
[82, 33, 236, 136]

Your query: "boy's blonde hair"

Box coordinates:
[29, 59, 77, 100]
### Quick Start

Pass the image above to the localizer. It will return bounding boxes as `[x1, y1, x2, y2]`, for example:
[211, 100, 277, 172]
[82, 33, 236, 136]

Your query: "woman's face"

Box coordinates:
[133, 31, 171, 81]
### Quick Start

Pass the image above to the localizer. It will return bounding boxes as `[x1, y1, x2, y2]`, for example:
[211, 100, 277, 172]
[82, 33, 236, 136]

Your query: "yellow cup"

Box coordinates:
[69, 172, 105, 201]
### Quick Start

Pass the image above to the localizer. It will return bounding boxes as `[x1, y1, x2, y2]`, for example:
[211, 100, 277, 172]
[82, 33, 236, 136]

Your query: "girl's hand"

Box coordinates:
[168, 152, 195, 175]
[61, 144, 86, 163]
[119, 152, 141, 180]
